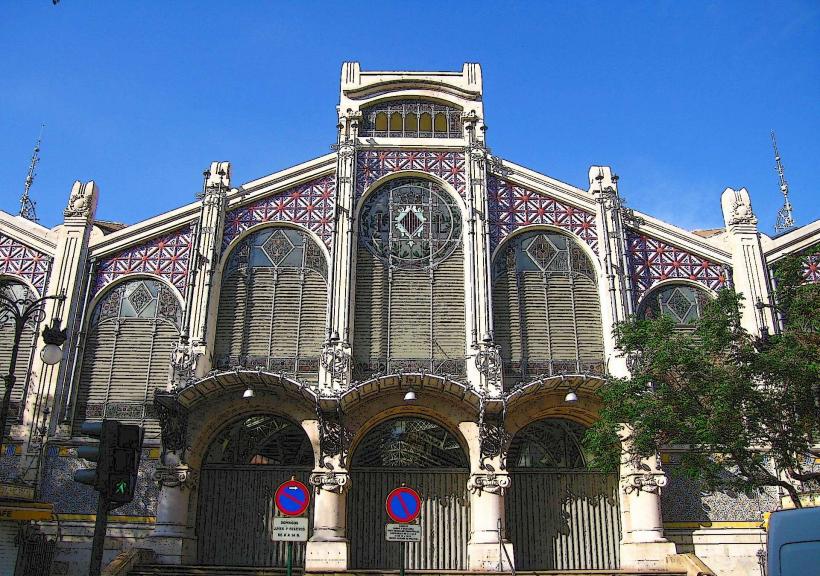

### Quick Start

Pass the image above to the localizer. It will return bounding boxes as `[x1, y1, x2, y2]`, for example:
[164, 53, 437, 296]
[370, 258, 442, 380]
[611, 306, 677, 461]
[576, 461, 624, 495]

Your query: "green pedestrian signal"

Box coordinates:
[115, 480, 127, 494]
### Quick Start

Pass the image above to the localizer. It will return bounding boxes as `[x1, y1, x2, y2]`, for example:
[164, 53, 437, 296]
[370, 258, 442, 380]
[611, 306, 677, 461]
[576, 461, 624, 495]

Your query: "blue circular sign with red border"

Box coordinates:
[385, 486, 421, 523]
[274, 479, 311, 517]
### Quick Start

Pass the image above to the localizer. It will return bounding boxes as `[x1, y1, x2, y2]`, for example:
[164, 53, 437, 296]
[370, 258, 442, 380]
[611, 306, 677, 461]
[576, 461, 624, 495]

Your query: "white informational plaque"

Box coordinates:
[272, 516, 309, 542]
[385, 523, 421, 542]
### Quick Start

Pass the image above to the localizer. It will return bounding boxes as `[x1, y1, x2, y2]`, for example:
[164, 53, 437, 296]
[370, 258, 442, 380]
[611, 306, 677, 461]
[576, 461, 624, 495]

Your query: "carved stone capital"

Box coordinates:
[468, 472, 511, 495]
[154, 464, 198, 490]
[623, 471, 668, 495]
[309, 470, 350, 494]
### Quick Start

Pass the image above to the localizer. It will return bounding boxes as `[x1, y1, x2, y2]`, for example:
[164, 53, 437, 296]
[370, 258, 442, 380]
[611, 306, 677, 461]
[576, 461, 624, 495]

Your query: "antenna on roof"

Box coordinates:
[19, 125, 44, 223]
[771, 130, 795, 234]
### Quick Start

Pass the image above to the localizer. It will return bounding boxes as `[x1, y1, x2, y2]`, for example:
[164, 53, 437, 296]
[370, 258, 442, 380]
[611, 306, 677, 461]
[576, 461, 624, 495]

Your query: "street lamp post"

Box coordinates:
[0, 285, 67, 438]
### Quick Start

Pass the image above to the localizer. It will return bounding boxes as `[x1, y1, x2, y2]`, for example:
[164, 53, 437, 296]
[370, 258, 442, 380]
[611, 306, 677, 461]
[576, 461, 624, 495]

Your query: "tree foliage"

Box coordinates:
[585, 247, 820, 508]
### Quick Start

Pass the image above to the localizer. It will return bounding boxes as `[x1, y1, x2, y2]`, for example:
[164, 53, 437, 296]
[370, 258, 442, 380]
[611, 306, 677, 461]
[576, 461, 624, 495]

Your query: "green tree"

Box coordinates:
[585, 248, 820, 508]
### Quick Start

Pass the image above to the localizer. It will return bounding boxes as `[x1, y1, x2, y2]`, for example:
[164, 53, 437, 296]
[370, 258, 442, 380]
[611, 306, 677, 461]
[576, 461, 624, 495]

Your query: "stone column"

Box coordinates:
[22, 181, 98, 480]
[720, 187, 777, 336]
[149, 465, 198, 564]
[174, 162, 230, 381]
[461, 420, 514, 571]
[305, 415, 351, 570]
[618, 440, 676, 569]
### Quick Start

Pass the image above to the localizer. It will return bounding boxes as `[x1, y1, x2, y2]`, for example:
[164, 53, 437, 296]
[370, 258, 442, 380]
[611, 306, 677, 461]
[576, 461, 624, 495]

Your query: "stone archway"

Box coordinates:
[505, 417, 621, 571]
[196, 413, 315, 567]
[347, 416, 471, 571]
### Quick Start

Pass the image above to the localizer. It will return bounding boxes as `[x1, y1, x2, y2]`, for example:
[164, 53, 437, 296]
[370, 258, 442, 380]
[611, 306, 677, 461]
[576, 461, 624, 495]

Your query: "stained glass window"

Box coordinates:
[639, 284, 710, 325]
[225, 227, 327, 279]
[359, 178, 462, 270]
[92, 278, 182, 328]
[359, 99, 463, 138]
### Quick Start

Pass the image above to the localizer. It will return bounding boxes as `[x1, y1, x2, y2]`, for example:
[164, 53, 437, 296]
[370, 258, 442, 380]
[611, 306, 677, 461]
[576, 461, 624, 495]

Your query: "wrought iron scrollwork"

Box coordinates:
[478, 397, 510, 472]
[315, 402, 352, 468]
[320, 342, 351, 389]
[154, 390, 188, 458]
[474, 341, 502, 392]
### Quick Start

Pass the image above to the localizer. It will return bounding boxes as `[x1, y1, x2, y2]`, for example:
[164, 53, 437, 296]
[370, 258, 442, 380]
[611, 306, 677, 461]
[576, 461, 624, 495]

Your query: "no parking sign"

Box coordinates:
[385, 486, 421, 524]
[274, 478, 311, 517]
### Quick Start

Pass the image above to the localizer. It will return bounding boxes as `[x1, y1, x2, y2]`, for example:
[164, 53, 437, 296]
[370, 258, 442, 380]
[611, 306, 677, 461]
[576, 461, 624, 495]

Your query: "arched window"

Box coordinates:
[74, 278, 182, 437]
[638, 284, 710, 329]
[214, 227, 327, 382]
[204, 414, 313, 466]
[351, 417, 467, 468]
[492, 231, 604, 388]
[354, 178, 465, 379]
[359, 99, 463, 138]
[0, 280, 39, 426]
[508, 418, 589, 469]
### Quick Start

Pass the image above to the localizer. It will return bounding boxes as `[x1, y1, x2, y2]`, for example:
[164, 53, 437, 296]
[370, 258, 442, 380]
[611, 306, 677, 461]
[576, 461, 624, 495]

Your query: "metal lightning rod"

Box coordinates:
[19, 125, 45, 223]
[771, 130, 795, 234]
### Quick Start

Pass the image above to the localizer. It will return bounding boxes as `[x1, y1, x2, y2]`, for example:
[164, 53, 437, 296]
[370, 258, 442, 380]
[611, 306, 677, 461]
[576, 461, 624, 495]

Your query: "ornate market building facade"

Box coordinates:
[0, 63, 818, 576]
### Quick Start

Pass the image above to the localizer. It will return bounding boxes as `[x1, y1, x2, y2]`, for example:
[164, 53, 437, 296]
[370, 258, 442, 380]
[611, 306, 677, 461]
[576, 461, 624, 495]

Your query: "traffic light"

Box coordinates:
[74, 420, 143, 507]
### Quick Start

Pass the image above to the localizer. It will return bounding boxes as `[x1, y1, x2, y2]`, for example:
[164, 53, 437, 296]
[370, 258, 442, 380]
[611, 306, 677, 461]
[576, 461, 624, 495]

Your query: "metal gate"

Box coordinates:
[349, 468, 470, 570]
[197, 465, 313, 566]
[348, 416, 470, 571]
[506, 418, 621, 571]
[196, 414, 314, 567]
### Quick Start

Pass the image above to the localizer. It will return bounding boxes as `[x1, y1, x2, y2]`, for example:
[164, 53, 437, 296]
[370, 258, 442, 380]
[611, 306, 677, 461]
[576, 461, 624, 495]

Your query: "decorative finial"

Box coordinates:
[20, 125, 44, 222]
[771, 130, 795, 234]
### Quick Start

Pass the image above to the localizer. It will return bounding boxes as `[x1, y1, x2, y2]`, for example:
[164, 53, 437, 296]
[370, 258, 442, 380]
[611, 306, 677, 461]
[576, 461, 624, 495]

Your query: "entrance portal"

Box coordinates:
[505, 418, 621, 570]
[348, 417, 470, 570]
[196, 414, 314, 566]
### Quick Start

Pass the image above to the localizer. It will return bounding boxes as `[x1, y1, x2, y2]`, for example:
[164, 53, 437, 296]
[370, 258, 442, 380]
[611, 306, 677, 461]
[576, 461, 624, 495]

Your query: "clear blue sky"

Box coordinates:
[2, 2, 817, 234]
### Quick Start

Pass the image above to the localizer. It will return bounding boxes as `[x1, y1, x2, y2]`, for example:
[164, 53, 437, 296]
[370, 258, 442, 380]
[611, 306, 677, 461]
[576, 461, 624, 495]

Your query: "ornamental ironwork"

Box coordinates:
[154, 391, 188, 455]
[638, 284, 711, 326]
[203, 414, 313, 466]
[224, 226, 328, 279]
[315, 404, 352, 467]
[507, 418, 589, 469]
[493, 230, 596, 282]
[351, 417, 467, 469]
[359, 99, 463, 139]
[359, 178, 462, 270]
[478, 399, 509, 471]
[93, 278, 183, 329]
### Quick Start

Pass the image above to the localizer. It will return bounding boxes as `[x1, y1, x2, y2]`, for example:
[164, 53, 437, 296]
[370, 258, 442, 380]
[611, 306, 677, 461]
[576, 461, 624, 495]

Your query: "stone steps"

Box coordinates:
[129, 565, 686, 576]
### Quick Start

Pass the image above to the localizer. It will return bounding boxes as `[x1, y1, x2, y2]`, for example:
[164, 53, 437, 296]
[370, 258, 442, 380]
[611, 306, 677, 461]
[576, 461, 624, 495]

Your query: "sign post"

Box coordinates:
[386, 485, 422, 576]
[273, 477, 311, 576]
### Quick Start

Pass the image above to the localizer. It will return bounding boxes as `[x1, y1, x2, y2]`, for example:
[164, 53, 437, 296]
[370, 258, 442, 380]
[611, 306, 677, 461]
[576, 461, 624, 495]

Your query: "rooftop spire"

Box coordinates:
[19, 125, 44, 223]
[771, 130, 795, 234]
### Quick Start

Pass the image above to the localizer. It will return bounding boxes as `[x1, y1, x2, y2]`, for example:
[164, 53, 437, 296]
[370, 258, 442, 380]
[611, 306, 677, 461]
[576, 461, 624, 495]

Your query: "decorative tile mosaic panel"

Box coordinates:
[0, 232, 52, 295]
[223, 175, 335, 250]
[487, 175, 598, 254]
[356, 150, 466, 198]
[661, 463, 778, 522]
[40, 449, 158, 516]
[626, 230, 728, 302]
[94, 224, 194, 296]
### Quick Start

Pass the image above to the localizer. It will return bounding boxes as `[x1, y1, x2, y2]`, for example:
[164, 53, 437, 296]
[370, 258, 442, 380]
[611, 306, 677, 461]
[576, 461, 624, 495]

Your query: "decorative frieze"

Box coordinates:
[356, 149, 466, 198]
[0, 232, 51, 295]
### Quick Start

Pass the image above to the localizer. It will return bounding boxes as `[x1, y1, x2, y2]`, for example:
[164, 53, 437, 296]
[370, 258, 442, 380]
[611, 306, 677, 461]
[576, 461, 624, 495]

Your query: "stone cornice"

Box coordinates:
[763, 218, 820, 263]
[0, 211, 57, 254]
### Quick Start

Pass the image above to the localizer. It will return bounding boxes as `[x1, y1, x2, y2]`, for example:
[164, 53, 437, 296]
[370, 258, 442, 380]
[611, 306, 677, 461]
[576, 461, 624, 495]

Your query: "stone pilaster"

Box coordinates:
[318, 111, 358, 393]
[21, 181, 98, 482]
[174, 162, 230, 383]
[147, 464, 198, 564]
[720, 187, 776, 336]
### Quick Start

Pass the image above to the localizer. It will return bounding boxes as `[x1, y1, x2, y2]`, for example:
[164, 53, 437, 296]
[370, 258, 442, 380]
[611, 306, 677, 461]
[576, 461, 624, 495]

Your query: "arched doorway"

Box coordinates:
[348, 416, 470, 570]
[506, 418, 620, 570]
[196, 414, 314, 567]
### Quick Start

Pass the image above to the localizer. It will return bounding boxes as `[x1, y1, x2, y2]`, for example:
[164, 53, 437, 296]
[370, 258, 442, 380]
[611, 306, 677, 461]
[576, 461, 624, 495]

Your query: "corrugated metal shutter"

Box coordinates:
[546, 275, 578, 363]
[298, 270, 326, 379]
[506, 471, 620, 570]
[574, 275, 604, 360]
[215, 273, 247, 359]
[244, 269, 276, 357]
[521, 272, 550, 366]
[270, 269, 300, 359]
[390, 268, 432, 360]
[353, 250, 389, 362]
[0, 323, 37, 405]
[432, 244, 465, 360]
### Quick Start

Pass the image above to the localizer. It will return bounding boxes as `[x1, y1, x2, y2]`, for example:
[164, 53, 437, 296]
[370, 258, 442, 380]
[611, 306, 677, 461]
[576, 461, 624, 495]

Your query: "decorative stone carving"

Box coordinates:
[64, 181, 96, 218]
[153, 464, 197, 490]
[170, 342, 200, 387]
[320, 342, 351, 390]
[315, 404, 352, 468]
[309, 470, 350, 494]
[730, 196, 758, 226]
[624, 470, 669, 495]
[468, 472, 511, 495]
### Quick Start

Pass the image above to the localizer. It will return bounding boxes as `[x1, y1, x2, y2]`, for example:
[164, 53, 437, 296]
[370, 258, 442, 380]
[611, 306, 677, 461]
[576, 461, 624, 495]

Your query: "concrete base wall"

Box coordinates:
[667, 527, 766, 576]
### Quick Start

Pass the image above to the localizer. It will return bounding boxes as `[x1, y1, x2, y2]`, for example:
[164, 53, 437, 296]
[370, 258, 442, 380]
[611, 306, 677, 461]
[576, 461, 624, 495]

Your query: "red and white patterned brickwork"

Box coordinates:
[356, 150, 466, 198]
[94, 225, 194, 296]
[223, 175, 335, 250]
[487, 175, 598, 254]
[0, 232, 52, 295]
[803, 252, 820, 283]
[627, 230, 728, 301]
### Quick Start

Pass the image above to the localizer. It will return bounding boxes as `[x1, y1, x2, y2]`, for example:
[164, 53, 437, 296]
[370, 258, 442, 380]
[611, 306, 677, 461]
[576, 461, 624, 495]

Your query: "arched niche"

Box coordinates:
[492, 229, 604, 389]
[214, 225, 328, 383]
[73, 277, 182, 438]
[353, 177, 466, 380]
